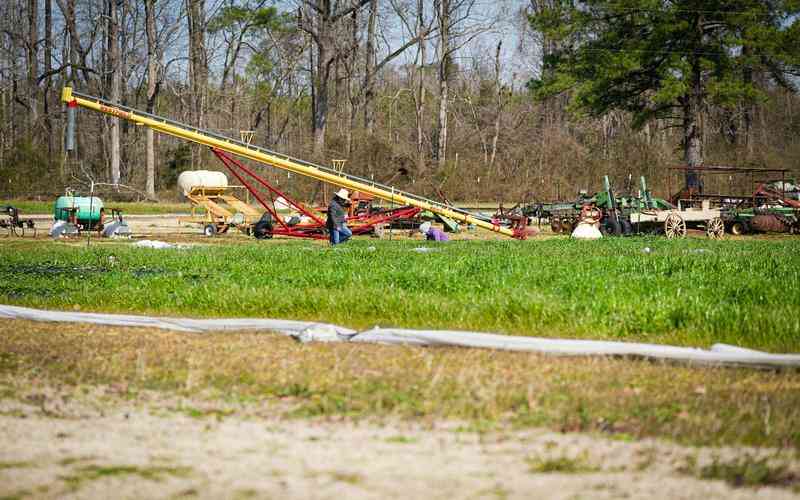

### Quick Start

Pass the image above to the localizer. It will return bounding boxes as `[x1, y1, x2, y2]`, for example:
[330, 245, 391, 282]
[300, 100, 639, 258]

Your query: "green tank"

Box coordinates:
[53, 196, 104, 226]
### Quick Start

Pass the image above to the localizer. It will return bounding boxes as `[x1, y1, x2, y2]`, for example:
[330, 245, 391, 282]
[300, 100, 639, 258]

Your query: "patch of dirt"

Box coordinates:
[1, 394, 798, 499]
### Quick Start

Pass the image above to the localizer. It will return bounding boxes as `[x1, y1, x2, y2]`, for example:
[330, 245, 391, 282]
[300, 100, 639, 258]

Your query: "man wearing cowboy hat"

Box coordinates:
[327, 188, 352, 245]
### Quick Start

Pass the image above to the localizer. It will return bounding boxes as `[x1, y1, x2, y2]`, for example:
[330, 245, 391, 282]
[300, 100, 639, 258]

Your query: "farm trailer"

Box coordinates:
[668, 165, 800, 235]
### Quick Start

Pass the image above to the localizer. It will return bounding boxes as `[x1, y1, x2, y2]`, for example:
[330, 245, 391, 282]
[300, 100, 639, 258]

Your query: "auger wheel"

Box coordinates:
[706, 217, 724, 239]
[664, 213, 686, 239]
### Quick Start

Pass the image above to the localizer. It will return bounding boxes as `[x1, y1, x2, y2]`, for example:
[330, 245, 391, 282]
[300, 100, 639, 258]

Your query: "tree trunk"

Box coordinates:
[489, 40, 502, 168]
[313, 30, 330, 159]
[108, 0, 121, 186]
[27, 0, 38, 131]
[435, 0, 450, 170]
[345, 10, 358, 157]
[186, 0, 207, 168]
[363, 0, 377, 137]
[682, 57, 703, 190]
[44, 0, 53, 155]
[682, 15, 705, 191]
[145, 0, 158, 198]
[414, 0, 426, 175]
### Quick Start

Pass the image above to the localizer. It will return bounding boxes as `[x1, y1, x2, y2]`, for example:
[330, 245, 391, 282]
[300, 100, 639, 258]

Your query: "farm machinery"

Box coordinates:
[524, 175, 725, 238]
[0, 206, 37, 237]
[668, 166, 800, 235]
[201, 148, 421, 239]
[61, 87, 532, 240]
[49, 193, 131, 238]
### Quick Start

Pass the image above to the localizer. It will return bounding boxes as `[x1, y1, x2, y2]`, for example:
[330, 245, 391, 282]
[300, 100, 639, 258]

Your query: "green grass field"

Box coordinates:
[2, 236, 800, 450]
[1, 237, 798, 352]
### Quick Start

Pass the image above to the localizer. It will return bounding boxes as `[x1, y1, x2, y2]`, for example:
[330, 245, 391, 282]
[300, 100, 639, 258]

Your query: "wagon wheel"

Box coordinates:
[706, 217, 724, 239]
[664, 213, 686, 239]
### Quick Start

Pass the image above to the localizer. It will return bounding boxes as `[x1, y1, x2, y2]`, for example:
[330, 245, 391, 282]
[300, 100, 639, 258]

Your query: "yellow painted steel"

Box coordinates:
[61, 87, 517, 237]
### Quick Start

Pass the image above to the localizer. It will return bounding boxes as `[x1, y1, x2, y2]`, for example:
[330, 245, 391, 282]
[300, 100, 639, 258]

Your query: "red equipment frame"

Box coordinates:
[211, 148, 421, 239]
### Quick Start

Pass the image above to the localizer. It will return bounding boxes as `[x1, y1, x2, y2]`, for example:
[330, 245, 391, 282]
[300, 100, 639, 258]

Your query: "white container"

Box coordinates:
[571, 222, 602, 240]
[177, 170, 228, 196]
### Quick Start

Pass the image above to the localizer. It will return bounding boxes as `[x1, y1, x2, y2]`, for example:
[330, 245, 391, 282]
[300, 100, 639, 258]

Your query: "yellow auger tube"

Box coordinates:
[62, 87, 517, 238]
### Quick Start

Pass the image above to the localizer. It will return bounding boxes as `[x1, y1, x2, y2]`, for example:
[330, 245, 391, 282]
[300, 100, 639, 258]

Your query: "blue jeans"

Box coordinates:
[330, 224, 352, 245]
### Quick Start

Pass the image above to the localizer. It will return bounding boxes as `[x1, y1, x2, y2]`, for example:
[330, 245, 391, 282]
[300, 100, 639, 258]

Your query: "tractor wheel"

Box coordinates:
[253, 220, 274, 240]
[664, 213, 686, 239]
[561, 218, 574, 233]
[203, 224, 217, 237]
[550, 218, 562, 234]
[730, 221, 747, 236]
[621, 219, 633, 236]
[706, 217, 724, 239]
[604, 218, 622, 236]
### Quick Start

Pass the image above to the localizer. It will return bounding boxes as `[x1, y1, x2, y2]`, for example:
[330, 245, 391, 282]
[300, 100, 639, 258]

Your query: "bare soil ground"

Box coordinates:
[2, 391, 798, 500]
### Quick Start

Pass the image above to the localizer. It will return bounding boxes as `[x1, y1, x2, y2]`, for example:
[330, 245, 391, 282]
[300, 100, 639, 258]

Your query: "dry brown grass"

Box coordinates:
[2, 319, 799, 449]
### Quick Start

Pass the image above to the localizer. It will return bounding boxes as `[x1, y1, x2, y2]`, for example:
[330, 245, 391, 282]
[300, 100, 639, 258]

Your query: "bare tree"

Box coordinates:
[144, 0, 159, 198]
[43, 0, 54, 155]
[432, 0, 491, 170]
[414, 0, 428, 175]
[434, 0, 449, 170]
[186, 0, 207, 167]
[298, 0, 370, 159]
[27, 0, 39, 130]
[108, 0, 121, 186]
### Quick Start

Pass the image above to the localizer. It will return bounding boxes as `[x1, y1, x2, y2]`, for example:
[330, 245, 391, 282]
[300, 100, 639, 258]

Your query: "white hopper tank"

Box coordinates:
[177, 170, 228, 196]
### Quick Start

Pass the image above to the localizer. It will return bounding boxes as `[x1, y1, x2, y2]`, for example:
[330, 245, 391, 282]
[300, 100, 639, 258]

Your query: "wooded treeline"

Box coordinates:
[1, 0, 798, 203]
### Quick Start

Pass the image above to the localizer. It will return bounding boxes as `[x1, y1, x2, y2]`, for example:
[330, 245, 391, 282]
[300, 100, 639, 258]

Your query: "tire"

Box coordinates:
[664, 213, 686, 239]
[550, 218, 562, 234]
[706, 217, 725, 239]
[730, 221, 747, 236]
[604, 218, 622, 236]
[253, 220, 273, 240]
[203, 224, 217, 237]
[621, 219, 633, 236]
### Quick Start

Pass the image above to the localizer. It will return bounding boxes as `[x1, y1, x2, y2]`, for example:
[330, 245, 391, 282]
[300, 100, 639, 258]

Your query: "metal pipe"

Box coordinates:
[66, 99, 76, 151]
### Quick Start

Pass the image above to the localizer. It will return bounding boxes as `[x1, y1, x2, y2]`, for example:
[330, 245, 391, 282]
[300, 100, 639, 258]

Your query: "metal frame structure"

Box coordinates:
[61, 87, 525, 239]
[211, 149, 421, 239]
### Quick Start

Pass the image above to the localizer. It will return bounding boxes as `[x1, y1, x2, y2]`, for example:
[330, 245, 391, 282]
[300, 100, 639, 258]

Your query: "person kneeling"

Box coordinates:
[419, 221, 448, 242]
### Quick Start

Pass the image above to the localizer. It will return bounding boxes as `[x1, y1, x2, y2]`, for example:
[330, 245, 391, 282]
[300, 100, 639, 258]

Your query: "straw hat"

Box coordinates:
[419, 222, 431, 234]
[334, 188, 350, 201]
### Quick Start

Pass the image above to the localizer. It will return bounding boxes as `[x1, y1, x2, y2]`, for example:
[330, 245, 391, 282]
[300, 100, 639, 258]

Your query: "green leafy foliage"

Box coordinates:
[530, 1, 800, 126]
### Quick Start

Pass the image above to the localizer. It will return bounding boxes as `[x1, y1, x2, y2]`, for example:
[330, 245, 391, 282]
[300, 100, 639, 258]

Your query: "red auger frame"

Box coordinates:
[211, 148, 421, 239]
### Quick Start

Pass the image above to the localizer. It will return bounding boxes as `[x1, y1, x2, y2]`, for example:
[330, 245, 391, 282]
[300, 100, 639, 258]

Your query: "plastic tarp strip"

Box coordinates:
[0, 304, 356, 338]
[1, 304, 798, 369]
[351, 328, 800, 369]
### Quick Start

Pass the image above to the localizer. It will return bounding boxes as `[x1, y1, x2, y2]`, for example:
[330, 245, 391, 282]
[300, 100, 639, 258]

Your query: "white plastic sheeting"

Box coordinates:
[1, 304, 798, 369]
